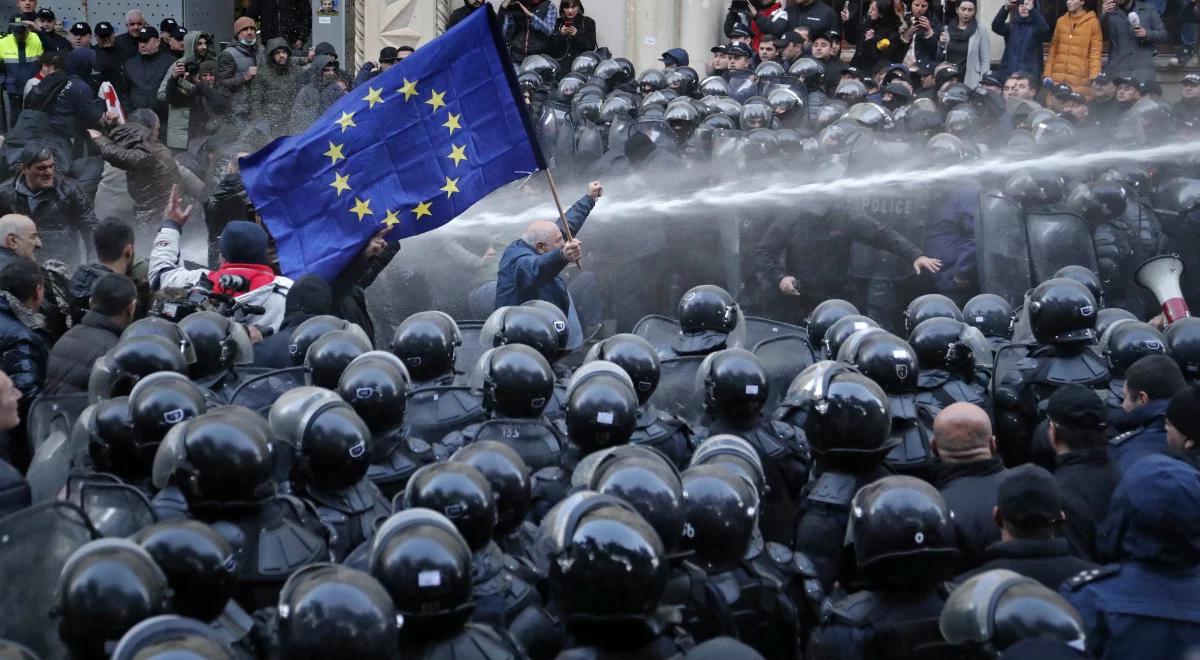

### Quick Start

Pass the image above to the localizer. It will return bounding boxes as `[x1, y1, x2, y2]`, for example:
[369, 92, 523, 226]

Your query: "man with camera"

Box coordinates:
[500, 0, 558, 64]
[159, 30, 218, 151]
[149, 185, 291, 336]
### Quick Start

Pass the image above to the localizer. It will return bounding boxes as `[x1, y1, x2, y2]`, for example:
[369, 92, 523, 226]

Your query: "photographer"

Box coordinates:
[500, 0, 558, 64]
[149, 185, 291, 335]
[158, 31, 218, 151]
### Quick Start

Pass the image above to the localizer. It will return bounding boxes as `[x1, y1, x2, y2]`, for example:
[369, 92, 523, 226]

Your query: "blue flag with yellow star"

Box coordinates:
[238, 5, 545, 281]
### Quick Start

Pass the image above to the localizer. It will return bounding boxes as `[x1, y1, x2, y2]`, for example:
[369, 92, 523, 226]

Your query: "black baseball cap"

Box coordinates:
[727, 43, 754, 59]
[997, 464, 1064, 529]
[775, 31, 805, 48]
[1053, 82, 1075, 100]
[94, 21, 115, 37]
[69, 21, 91, 35]
[729, 24, 752, 38]
[1047, 384, 1108, 430]
[980, 72, 1003, 87]
[936, 64, 963, 86]
[34, 8, 54, 20]
[1091, 73, 1112, 85]
[160, 18, 179, 32]
[379, 46, 398, 63]
[1184, 73, 1200, 86]
[710, 42, 730, 54]
[135, 25, 159, 40]
[1064, 91, 1087, 104]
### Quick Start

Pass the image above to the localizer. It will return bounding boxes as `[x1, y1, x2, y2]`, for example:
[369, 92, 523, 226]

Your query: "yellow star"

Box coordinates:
[426, 90, 446, 112]
[324, 141, 345, 165]
[363, 86, 385, 109]
[349, 197, 373, 222]
[330, 172, 351, 196]
[440, 176, 461, 199]
[443, 113, 462, 135]
[335, 111, 357, 132]
[447, 144, 468, 167]
[398, 79, 420, 101]
[381, 209, 401, 229]
[412, 200, 433, 221]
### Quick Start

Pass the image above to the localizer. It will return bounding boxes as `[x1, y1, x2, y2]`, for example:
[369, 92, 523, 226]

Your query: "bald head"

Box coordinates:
[0, 214, 40, 260]
[932, 402, 995, 462]
[522, 220, 564, 254]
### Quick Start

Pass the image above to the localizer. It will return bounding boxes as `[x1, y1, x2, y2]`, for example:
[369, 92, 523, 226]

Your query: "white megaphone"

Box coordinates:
[1136, 254, 1191, 323]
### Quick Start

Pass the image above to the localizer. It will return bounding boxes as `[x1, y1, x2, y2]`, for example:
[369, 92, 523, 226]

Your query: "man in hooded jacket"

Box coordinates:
[157, 30, 216, 151]
[290, 53, 345, 134]
[253, 37, 301, 138]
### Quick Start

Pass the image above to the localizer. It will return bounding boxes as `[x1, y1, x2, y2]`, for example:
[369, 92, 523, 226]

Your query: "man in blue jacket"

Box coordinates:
[1109, 354, 1187, 477]
[991, 0, 1050, 79]
[495, 180, 602, 348]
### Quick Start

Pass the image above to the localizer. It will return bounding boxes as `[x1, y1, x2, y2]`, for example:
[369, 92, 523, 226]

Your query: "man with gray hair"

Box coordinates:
[113, 9, 146, 65]
[933, 401, 1007, 569]
[0, 145, 96, 264]
[0, 214, 41, 272]
[495, 180, 603, 348]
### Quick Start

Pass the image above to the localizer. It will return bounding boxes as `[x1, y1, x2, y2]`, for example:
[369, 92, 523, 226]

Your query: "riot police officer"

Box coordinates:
[851, 332, 938, 479]
[561, 361, 640, 455]
[88, 334, 190, 402]
[780, 361, 897, 591]
[1096, 320, 1168, 416]
[808, 476, 962, 660]
[996, 278, 1109, 466]
[963, 293, 1013, 352]
[940, 569, 1087, 658]
[909, 317, 993, 415]
[389, 311, 463, 389]
[695, 348, 810, 545]
[177, 311, 255, 399]
[449, 441, 538, 565]
[904, 293, 964, 335]
[287, 315, 371, 368]
[806, 299, 862, 353]
[369, 509, 525, 658]
[1166, 316, 1200, 382]
[304, 329, 372, 390]
[111, 616, 239, 660]
[269, 564, 402, 659]
[659, 285, 746, 359]
[481, 305, 562, 366]
[338, 351, 434, 499]
[269, 387, 389, 560]
[585, 333, 696, 468]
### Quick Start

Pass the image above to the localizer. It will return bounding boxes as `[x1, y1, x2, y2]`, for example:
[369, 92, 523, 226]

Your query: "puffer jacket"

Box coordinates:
[158, 31, 217, 150]
[91, 122, 181, 216]
[0, 173, 98, 264]
[253, 38, 302, 138]
[0, 292, 48, 403]
[43, 310, 123, 395]
[1044, 10, 1102, 95]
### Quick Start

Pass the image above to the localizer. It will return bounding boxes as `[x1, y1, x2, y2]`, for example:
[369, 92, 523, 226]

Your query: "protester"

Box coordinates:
[0, 258, 48, 432]
[253, 273, 332, 368]
[44, 273, 135, 394]
[447, 0, 487, 29]
[159, 31, 217, 151]
[551, 0, 596, 70]
[124, 26, 175, 127]
[943, 0, 991, 87]
[992, 0, 1051, 79]
[933, 402, 1007, 567]
[67, 220, 146, 325]
[501, 0, 559, 64]
[216, 16, 263, 130]
[0, 145, 97, 265]
[88, 109, 183, 239]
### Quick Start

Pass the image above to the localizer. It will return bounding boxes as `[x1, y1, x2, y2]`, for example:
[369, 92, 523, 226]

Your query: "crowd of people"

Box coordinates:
[0, 0, 1196, 659]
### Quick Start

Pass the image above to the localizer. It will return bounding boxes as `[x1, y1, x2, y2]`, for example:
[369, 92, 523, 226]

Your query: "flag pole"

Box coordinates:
[544, 168, 582, 269]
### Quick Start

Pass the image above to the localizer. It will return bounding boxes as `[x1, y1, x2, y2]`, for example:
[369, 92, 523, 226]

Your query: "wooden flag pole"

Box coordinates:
[544, 169, 582, 268]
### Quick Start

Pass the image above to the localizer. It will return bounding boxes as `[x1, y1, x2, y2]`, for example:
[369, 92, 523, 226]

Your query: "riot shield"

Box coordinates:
[26, 393, 89, 454]
[402, 386, 485, 447]
[977, 192, 1033, 308]
[1025, 210, 1099, 284]
[574, 124, 606, 172]
[229, 367, 308, 417]
[26, 428, 71, 504]
[727, 70, 759, 103]
[537, 103, 569, 168]
[456, 320, 486, 377]
[753, 335, 817, 413]
[711, 129, 745, 164]
[632, 315, 682, 358]
[744, 316, 808, 348]
[0, 502, 100, 658]
[990, 343, 1031, 402]
[630, 120, 682, 154]
[79, 481, 157, 537]
[648, 356, 706, 427]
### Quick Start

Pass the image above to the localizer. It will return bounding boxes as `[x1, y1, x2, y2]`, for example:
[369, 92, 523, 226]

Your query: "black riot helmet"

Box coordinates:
[835, 326, 890, 364]
[389, 311, 461, 383]
[129, 372, 206, 446]
[700, 348, 769, 422]
[638, 68, 667, 94]
[269, 387, 372, 491]
[698, 75, 729, 97]
[1101, 163, 1152, 197]
[666, 66, 699, 96]
[121, 317, 197, 367]
[845, 102, 895, 131]
[1027, 278, 1098, 346]
[277, 564, 402, 660]
[1066, 181, 1128, 223]
[541, 491, 668, 623]
[522, 300, 570, 354]
[89, 335, 189, 402]
[585, 333, 661, 406]
[177, 311, 252, 380]
[151, 406, 275, 507]
[1052, 265, 1103, 307]
[940, 569, 1086, 655]
[938, 82, 972, 109]
[369, 509, 474, 635]
[57, 539, 171, 659]
[111, 615, 234, 660]
[305, 329, 373, 389]
[593, 59, 627, 89]
[904, 293, 964, 335]
[1096, 307, 1138, 340]
[789, 57, 825, 88]
[473, 345, 556, 418]
[945, 104, 980, 136]
[557, 73, 586, 101]
[565, 361, 640, 453]
[402, 462, 496, 552]
[768, 87, 807, 121]
[909, 317, 980, 377]
[688, 433, 767, 497]
[613, 58, 635, 81]
[482, 305, 561, 363]
[86, 397, 146, 482]
[599, 93, 636, 125]
[520, 54, 559, 82]
[1004, 171, 1067, 207]
[824, 314, 880, 359]
[739, 102, 773, 130]
[853, 333, 920, 393]
[517, 71, 543, 95]
[927, 132, 968, 162]
[754, 60, 786, 77]
[1031, 116, 1075, 149]
[835, 78, 868, 105]
[1103, 321, 1167, 377]
[582, 445, 685, 553]
[132, 520, 237, 623]
[779, 361, 895, 457]
[679, 465, 760, 570]
[807, 299, 860, 348]
[571, 51, 601, 75]
[847, 475, 959, 585]
[289, 315, 370, 367]
[449, 441, 532, 536]
[1166, 317, 1200, 381]
[963, 293, 1014, 339]
[674, 285, 744, 355]
[338, 351, 412, 437]
[572, 92, 603, 124]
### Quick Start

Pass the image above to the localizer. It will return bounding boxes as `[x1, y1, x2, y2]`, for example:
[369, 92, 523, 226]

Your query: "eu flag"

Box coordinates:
[239, 6, 545, 281]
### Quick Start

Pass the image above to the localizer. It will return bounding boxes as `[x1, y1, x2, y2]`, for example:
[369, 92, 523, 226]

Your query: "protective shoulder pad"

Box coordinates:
[806, 471, 859, 508]
[1064, 564, 1121, 591]
[766, 541, 794, 566]
[1041, 352, 1110, 386]
[826, 590, 880, 627]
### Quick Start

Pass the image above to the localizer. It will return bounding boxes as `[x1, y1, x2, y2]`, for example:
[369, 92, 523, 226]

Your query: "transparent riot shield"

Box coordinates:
[79, 481, 157, 538]
[977, 192, 1034, 307]
[632, 315, 682, 358]
[753, 335, 817, 413]
[1025, 210, 1099, 283]
[744, 316, 808, 348]
[648, 356, 707, 427]
[456, 320, 486, 378]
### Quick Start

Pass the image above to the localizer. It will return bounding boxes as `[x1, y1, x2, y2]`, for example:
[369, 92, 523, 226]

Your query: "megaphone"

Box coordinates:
[1136, 254, 1191, 323]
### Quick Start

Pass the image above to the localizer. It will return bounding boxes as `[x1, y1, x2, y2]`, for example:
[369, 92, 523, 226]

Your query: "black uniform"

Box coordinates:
[957, 538, 1098, 589]
[935, 457, 1006, 569]
[808, 585, 962, 660]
